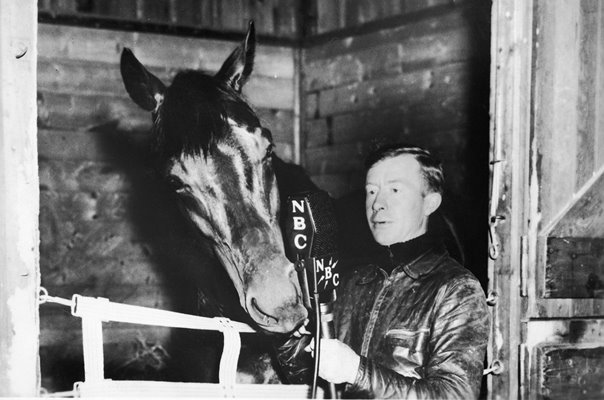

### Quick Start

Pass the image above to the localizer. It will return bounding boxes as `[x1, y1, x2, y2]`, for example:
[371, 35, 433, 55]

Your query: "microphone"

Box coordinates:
[285, 190, 340, 306]
[285, 190, 340, 399]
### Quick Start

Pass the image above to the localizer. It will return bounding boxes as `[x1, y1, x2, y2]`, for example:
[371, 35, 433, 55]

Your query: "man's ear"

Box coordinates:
[423, 192, 442, 217]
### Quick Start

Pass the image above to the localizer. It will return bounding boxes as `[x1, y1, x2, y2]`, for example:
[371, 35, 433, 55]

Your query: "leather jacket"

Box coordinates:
[276, 241, 489, 399]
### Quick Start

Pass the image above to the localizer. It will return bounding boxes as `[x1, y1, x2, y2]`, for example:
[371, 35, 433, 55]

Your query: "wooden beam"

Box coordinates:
[488, 0, 534, 399]
[0, 0, 40, 396]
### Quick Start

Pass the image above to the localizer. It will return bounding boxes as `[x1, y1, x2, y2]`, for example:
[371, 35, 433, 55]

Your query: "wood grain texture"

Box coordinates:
[545, 237, 604, 298]
[550, 171, 604, 238]
[38, 24, 295, 78]
[312, 0, 472, 33]
[39, 0, 303, 38]
[0, 1, 39, 396]
[576, 0, 599, 190]
[536, 345, 604, 400]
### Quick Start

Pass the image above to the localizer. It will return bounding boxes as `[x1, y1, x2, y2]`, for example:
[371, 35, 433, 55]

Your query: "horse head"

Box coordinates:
[120, 22, 307, 334]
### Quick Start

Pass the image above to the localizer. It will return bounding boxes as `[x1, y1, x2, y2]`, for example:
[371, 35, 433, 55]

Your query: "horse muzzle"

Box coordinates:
[245, 271, 308, 333]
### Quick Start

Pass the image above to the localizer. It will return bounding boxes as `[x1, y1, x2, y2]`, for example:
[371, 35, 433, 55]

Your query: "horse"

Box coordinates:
[120, 22, 309, 336]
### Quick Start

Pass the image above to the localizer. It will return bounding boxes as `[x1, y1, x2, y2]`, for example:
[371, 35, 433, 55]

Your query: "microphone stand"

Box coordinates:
[310, 258, 339, 400]
[295, 257, 340, 399]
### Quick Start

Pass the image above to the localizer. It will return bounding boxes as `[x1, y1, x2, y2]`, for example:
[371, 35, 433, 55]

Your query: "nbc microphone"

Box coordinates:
[285, 190, 340, 399]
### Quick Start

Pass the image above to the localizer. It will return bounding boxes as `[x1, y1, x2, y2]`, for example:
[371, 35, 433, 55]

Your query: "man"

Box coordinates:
[277, 144, 489, 399]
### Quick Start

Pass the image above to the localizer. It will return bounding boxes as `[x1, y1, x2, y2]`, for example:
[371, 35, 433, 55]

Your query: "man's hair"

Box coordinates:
[365, 144, 444, 195]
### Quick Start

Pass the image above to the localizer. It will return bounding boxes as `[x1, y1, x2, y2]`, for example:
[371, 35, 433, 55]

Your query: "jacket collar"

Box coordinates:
[398, 244, 447, 279]
[356, 240, 447, 285]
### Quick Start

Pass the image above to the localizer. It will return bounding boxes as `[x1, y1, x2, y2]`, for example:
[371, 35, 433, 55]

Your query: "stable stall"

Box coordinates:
[1, 0, 602, 398]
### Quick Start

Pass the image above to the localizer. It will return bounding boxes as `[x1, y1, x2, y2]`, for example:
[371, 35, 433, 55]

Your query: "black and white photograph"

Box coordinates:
[0, 0, 602, 399]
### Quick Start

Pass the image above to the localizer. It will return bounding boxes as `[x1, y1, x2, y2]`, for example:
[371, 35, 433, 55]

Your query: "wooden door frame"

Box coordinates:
[488, 0, 534, 399]
[0, 0, 40, 396]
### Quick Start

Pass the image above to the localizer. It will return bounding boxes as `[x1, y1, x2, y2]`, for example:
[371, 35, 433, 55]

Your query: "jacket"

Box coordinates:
[276, 241, 490, 399]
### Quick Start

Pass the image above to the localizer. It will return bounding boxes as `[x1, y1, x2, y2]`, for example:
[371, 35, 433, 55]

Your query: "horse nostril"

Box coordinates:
[250, 298, 279, 326]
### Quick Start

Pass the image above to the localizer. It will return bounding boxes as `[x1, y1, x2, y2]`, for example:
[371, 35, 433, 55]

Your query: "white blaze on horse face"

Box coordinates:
[169, 154, 231, 242]
[227, 118, 279, 221]
[166, 118, 284, 313]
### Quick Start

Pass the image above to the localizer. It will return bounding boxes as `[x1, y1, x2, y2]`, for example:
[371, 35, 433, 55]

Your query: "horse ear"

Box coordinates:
[120, 48, 166, 112]
[216, 20, 255, 93]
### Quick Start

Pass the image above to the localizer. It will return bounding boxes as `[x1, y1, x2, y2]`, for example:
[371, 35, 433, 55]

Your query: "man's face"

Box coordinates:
[365, 154, 441, 246]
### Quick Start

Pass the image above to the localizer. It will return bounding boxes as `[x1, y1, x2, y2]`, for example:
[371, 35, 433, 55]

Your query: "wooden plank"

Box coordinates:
[487, 1, 534, 398]
[305, 126, 467, 174]
[536, 345, 604, 400]
[199, 0, 214, 28]
[38, 116, 291, 166]
[37, 58, 295, 110]
[545, 237, 604, 298]
[316, 62, 469, 117]
[0, 1, 39, 396]
[308, 107, 405, 148]
[248, 0, 275, 36]
[550, 171, 604, 238]
[49, 0, 77, 13]
[597, 1, 604, 170]
[576, 0, 599, 190]
[38, 24, 295, 79]
[343, 0, 359, 28]
[172, 0, 200, 27]
[525, 319, 604, 348]
[37, 91, 150, 132]
[358, 0, 379, 24]
[220, 0, 245, 32]
[304, 25, 475, 92]
[305, 94, 471, 148]
[535, 0, 581, 229]
[305, 5, 470, 62]
[38, 91, 293, 138]
[273, 0, 299, 38]
[140, 0, 171, 24]
[304, 43, 396, 91]
[317, 0, 341, 33]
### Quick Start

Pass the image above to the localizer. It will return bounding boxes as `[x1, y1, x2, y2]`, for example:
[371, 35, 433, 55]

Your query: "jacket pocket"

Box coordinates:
[384, 328, 430, 377]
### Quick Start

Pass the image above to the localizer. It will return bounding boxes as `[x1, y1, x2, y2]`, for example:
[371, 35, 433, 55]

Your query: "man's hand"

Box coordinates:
[304, 338, 361, 384]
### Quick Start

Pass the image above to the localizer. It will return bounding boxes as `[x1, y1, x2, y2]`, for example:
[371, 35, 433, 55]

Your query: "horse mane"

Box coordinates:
[155, 70, 260, 161]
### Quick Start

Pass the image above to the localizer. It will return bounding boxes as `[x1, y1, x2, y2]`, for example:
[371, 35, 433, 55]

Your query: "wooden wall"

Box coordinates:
[37, 23, 297, 390]
[39, 0, 303, 39]
[489, 0, 604, 399]
[523, 1, 604, 398]
[311, 0, 474, 34]
[301, 0, 491, 280]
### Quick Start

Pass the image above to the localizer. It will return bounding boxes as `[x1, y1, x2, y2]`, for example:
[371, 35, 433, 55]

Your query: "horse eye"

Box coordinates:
[263, 143, 274, 161]
[166, 176, 189, 193]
